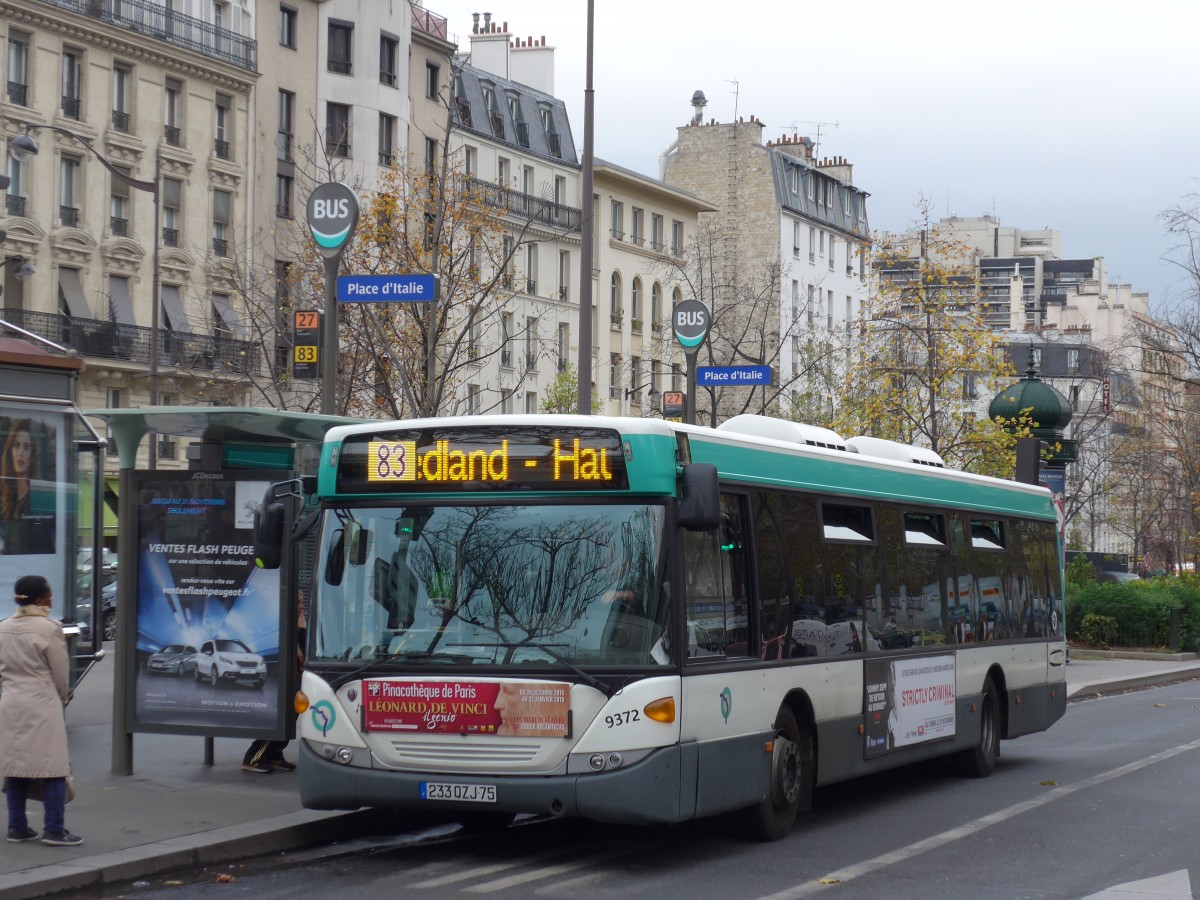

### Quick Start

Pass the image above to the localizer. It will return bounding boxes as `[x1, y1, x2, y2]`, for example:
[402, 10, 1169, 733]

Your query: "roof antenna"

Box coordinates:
[790, 120, 837, 157]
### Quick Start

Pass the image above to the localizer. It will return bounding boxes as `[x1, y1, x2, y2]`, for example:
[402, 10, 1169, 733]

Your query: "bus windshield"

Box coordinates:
[312, 502, 668, 668]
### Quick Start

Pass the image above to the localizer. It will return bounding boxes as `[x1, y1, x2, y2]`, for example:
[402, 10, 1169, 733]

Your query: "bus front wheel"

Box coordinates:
[958, 676, 1000, 778]
[740, 706, 809, 841]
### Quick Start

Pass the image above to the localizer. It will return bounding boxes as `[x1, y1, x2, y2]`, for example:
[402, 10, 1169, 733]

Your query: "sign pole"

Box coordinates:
[320, 256, 338, 415]
[306, 183, 359, 416]
[672, 298, 711, 427]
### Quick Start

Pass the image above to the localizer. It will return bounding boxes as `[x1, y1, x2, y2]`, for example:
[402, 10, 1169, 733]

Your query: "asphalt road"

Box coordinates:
[82, 680, 1200, 900]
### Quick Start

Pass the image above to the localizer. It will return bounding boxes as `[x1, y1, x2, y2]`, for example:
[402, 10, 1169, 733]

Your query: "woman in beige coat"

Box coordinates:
[0, 575, 81, 846]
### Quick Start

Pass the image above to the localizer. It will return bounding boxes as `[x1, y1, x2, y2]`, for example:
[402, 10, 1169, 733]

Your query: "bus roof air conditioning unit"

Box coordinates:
[845, 435, 946, 468]
[716, 415, 848, 452]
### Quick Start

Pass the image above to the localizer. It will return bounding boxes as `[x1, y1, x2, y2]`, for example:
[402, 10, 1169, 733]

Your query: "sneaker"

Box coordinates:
[241, 761, 273, 774]
[6, 826, 38, 843]
[40, 830, 83, 847]
[269, 759, 297, 772]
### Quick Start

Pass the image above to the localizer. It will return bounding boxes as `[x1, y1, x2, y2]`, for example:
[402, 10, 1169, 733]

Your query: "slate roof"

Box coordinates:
[770, 151, 870, 238]
[453, 63, 580, 167]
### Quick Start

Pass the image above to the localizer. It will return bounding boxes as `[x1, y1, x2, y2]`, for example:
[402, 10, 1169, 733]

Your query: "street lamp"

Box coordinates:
[8, 126, 163, 465]
[13, 260, 35, 281]
[624, 384, 661, 415]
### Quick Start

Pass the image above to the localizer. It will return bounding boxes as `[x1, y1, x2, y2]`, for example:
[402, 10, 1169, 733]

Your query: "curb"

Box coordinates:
[1068, 668, 1200, 701]
[0, 809, 376, 900]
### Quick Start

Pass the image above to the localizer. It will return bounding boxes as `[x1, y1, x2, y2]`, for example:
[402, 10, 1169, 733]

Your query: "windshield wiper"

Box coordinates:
[448, 642, 614, 698]
[327, 649, 447, 690]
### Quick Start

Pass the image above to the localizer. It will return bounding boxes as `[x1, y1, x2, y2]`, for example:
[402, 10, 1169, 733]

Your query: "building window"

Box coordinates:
[610, 273, 622, 323]
[483, 83, 502, 138]
[650, 213, 664, 252]
[110, 167, 130, 235]
[214, 93, 232, 159]
[112, 64, 132, 131]
[328, 22, 353, 74]
[525, 316, 537, 370]
[651, 282, 662, 330]
[671, 220, 683, 256]
[61, 48, 83, 119]
[500, 313, 513, 367]
[610, 201, 624, 240]
[467, 384, 480, 415]
[793, 221, 802, 258]
[631, 277, 642, 324]
[163, 78, 183, 145]
[554, 175, 566, 205]
[276, 174, 293, 218]
[7, 31, 29, 106]
[162, 177, 182, 246]
[807, 284, 815, 325]
[609, 353, 621, 400]
[277, 89, 294, 160]
[378, 114, 396, 167]
[631, 208, 644, 246]
[380, 34, 398, 87]
[809, 227, 816, 262]
[280, 5, 297, 48]
[59, 156, 80, 227]
[557, 250, 570, 301]
[525, 243, 538, 295]
[424, 137, 437, 175]
[1067, 348, 1080, 372]
[212, 189, 231, 256]
[464, 145, 476, 177]
[525, 391, 537, 414]
[326, 103, 350, 157]
[828, 236, 836, 270]
[425, 61, 439, 99]
[522, 165, 534, 196]
[497, 156, 509, 185]
[557, 323, 569, 371]
[962, 373, 978, 400]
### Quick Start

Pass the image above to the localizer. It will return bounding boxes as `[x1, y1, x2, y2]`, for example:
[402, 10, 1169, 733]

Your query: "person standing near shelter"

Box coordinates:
[243, 596, 307, 773]
[0, 575, 81, 845]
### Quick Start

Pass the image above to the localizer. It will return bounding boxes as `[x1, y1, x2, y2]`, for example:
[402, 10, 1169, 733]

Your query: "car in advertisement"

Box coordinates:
[193, 639, 267, 689]
[146, 643, 198, 677]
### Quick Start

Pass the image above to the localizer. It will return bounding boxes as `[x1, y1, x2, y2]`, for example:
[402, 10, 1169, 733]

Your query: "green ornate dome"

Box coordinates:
[988, 353, 1073, 430]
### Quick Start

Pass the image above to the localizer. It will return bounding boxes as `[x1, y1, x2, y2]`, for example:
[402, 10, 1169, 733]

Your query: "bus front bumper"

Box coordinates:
[298, 739, 686, 826]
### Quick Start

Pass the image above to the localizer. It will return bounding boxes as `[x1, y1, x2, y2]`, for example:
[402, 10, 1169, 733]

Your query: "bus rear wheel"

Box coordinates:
[740, 707, 808, 841]
[958, 676, 1000, 778]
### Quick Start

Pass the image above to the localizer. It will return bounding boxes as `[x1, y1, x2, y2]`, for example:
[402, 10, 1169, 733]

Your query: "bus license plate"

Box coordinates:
[420, 782, 497, 803]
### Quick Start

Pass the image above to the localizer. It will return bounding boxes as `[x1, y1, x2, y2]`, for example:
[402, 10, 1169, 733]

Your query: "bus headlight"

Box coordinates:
[336, 747, 353, 764]
[643, 697, 676, 723]
[589, 754, 606, 771]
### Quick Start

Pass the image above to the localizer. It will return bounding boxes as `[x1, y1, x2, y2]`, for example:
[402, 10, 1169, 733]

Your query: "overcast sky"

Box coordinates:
[429, 0, 1199, 310]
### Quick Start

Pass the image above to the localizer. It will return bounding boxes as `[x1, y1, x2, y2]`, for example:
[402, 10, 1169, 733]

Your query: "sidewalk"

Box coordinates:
[2, 650, 1199, 900]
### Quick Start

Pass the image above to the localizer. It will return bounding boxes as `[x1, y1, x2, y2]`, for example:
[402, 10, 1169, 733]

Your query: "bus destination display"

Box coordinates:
[336, 426, 629, 493]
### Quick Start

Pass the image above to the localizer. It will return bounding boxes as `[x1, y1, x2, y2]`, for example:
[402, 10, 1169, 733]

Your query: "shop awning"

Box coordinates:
[211, 294, 247, 338]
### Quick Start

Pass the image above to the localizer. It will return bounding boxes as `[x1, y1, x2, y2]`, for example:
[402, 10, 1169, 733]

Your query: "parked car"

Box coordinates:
[74, 572, 117, 643]
[193, 639, 266, 689]
[146, 643, 198, 676]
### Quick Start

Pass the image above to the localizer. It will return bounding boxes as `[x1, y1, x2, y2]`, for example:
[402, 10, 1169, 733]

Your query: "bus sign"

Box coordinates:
[306, 182, 359, 259]
[292, 310, 320, 379]
[336, 426, 630, 493]
[361, 679, 569, 737]
[673, 299, 710, 351]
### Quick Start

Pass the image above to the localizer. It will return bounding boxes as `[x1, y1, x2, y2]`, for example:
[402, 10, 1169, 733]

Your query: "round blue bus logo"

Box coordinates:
[310, 699, 336, 736]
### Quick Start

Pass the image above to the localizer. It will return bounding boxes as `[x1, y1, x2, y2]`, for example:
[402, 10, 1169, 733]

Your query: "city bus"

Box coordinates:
[254, 413, 1067, 840]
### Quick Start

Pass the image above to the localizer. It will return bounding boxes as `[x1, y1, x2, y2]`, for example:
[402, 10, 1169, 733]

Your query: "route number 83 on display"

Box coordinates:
[367, 440, 418, 482]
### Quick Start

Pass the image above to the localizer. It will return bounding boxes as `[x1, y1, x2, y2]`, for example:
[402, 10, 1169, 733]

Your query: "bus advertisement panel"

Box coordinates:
[864, 654, 956, 758]
[129, 471, 289, 737]
[0, 407, 66, 601]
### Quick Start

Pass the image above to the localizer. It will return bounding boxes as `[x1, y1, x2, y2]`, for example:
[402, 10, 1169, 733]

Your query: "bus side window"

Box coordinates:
[751, 492, 794, 661]
[682, 493, 751, 659]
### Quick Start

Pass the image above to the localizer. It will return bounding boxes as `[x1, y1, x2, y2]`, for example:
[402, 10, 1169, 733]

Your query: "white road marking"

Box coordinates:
[757, 738, 1200, 899]
[465, 846, 644, 893]
[1080, 869, 1193, 900]
[412, 843, 611, 888]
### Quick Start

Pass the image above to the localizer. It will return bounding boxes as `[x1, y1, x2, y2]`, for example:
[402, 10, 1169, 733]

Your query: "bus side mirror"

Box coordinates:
[677, 463, 719, 531]
[254, 501, 286, 570]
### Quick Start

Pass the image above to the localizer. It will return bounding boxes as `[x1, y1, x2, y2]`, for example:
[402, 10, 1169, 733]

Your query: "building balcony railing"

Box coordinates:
[500, 350, 512, 368]
[0, 307, 260, 373]
[36, 0, 257, 71]
[164, 125, 181, 146]
[326, 140, 349, 159]
[213, 138, 230, 160]
[60, 205, 80, 227]
[111, 109, 130, 132]
[61, 95, 81, 119]
[212, 237, 228, 257]
[6, 195, 27, 217]
[412, 6, 449, 40]
[467, 176, 581, 232]
[110, 215, 128, 236]
[162, 226, 179, 247]
[7, 81, 27, 106]
[328, 58, 352, 75]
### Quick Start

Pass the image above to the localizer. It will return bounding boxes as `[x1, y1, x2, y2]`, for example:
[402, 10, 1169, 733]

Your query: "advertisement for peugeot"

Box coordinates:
[130, 471, 288, 737]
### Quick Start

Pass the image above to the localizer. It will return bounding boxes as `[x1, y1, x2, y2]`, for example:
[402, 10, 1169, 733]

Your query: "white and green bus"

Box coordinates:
[254, 414, 1066, 840]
